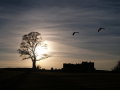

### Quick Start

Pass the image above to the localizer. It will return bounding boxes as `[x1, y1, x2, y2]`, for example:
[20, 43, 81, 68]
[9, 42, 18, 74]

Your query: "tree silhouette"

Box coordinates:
[112, 60, 120, 72]
[18, 32, 48, 69]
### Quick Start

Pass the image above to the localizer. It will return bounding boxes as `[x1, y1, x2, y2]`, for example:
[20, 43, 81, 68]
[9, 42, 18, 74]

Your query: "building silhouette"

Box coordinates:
[62, 62, 95, 72]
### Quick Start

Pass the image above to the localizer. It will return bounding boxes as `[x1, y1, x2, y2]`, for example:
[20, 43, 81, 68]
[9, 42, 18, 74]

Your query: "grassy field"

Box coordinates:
[0, 69, 120, 89]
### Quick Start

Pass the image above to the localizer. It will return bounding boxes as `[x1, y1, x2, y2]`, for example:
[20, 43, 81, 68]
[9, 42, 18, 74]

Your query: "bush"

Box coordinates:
[112, 60, 120, 72]
[36, 65, 41, 70]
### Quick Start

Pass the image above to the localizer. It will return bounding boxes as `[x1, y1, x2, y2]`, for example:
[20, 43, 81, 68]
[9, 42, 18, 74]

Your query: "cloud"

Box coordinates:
[0, 0, 120, 69]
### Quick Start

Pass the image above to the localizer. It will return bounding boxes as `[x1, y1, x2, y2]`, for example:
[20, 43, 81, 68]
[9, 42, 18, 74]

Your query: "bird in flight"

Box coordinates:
[72, 32, 79, 36]
[98, 27, 105, 32]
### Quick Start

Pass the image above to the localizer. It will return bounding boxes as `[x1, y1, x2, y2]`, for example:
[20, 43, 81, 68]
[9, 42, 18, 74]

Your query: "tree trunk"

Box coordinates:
[32, 60, 36, 69]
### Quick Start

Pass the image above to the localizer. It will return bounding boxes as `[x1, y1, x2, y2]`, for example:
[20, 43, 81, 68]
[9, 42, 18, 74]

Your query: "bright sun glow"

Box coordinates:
[35, 41, 48, 60]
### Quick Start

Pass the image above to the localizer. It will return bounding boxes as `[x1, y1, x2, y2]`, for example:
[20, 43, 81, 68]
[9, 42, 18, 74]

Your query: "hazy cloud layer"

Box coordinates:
[0, 0, 120, 70]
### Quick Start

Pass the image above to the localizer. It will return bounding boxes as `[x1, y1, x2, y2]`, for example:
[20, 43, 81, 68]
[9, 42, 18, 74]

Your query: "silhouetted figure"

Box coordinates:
[98, 28, 105, 32]
[72, 32, 79, 36]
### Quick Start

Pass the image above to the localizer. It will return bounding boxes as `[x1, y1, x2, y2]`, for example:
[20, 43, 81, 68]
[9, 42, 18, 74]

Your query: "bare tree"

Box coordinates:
[18, 32, 48, 69]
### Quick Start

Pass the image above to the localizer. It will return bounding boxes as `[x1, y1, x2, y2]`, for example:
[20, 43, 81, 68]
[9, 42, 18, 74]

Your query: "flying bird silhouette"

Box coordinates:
[98, 28, 105, 32]
[72, 32, 79, 36]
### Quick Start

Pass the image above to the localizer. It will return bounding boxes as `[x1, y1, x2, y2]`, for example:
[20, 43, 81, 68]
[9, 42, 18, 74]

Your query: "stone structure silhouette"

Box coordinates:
[62, 62, 95, 72]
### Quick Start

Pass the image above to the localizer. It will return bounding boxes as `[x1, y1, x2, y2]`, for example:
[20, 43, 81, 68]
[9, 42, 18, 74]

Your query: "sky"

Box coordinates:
[0, 0, 120, 70]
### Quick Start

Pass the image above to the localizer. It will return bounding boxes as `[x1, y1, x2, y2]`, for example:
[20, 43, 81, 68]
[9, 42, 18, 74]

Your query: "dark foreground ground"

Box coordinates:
[0, 69, 120, 89]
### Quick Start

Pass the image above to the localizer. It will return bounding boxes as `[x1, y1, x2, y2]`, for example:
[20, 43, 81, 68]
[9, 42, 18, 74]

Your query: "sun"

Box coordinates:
[36, 46, 48, 55]
[35, 41, 48, 60]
